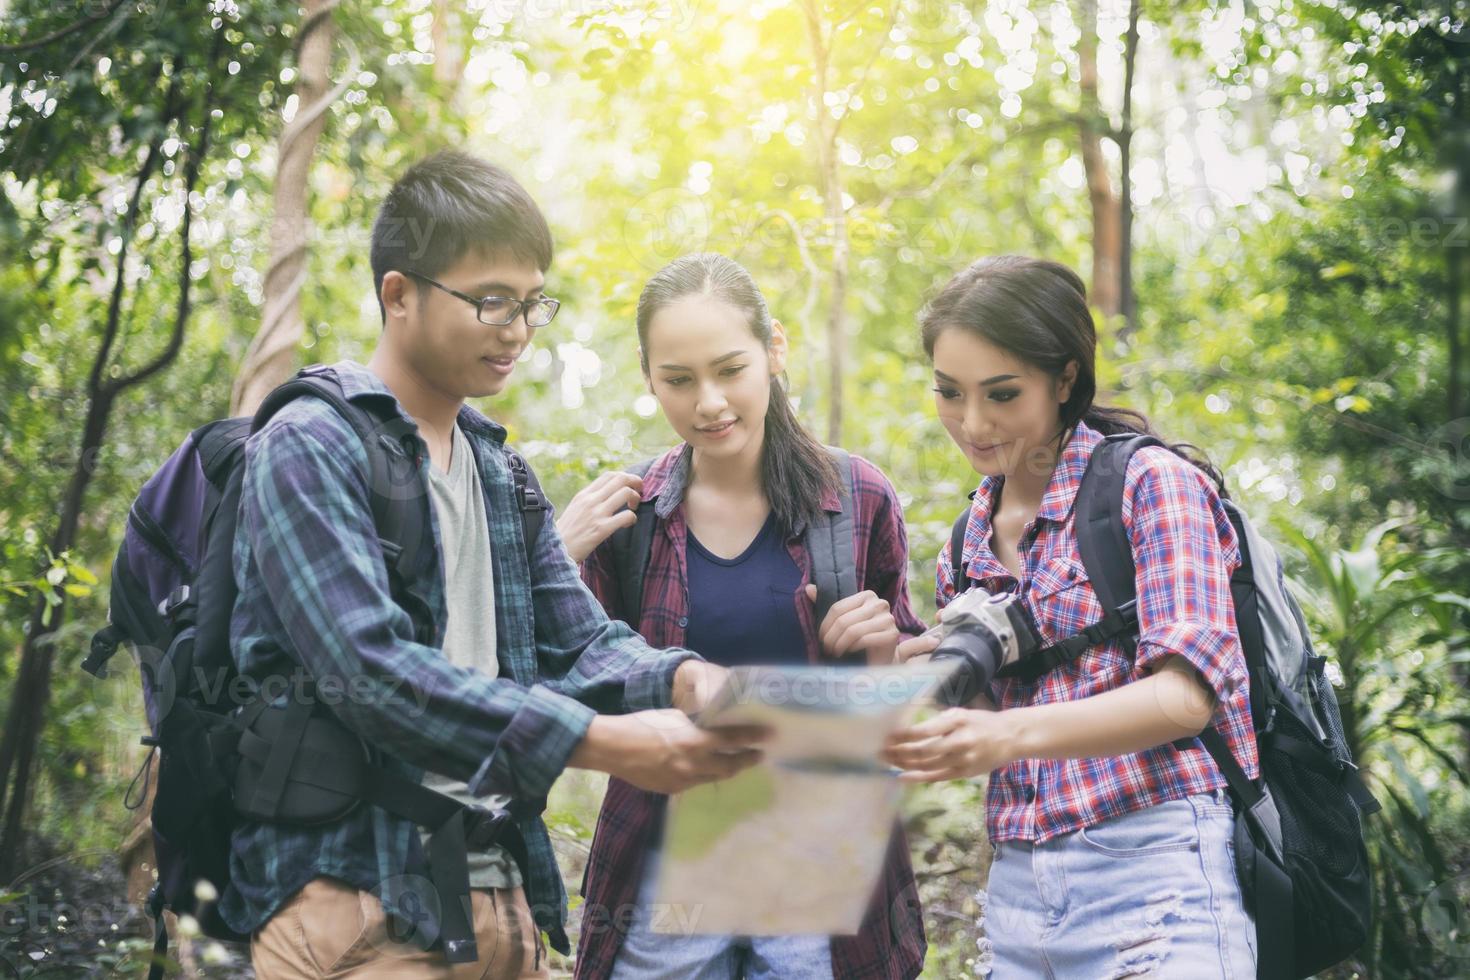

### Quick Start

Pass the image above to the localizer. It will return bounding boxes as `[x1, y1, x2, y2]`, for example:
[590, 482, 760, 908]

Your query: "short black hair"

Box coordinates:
[369, 152, 553, 321]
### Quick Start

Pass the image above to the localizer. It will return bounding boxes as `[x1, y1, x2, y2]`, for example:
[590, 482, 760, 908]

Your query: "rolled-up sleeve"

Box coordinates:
[1123, 448, 1247, 713]
[242, 414, 594, 801]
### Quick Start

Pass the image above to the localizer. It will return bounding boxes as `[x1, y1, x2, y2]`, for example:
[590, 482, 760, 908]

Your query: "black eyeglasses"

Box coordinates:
[404, 270, 561, 328]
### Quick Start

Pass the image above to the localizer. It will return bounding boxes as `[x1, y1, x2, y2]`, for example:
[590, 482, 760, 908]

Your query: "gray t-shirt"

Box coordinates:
[419, 423, 521, 888]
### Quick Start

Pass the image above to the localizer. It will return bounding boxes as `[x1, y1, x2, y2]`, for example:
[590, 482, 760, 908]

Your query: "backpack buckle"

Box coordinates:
[158, 585, 192, 620]
[516, 485, 544, 513]
[463, 805, 512, 851]
[82, 625, 123, 678]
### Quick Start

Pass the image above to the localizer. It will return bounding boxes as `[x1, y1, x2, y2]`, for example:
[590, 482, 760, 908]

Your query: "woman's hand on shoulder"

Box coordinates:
[805, 585, 901, 664]
[555, 470, 645, 563]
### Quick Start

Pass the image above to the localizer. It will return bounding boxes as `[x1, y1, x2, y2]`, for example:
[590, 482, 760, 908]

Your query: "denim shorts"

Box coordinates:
[978, 789, 1257, 978]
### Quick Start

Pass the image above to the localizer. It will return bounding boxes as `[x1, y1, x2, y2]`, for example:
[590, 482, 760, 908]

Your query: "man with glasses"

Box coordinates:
[226, 152, 763, 978]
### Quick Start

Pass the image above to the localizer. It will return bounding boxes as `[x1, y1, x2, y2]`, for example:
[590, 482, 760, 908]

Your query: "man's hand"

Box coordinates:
[555, 471, 644, 563]
[803, 585, 900, 663]
[568, 711, 768, 795]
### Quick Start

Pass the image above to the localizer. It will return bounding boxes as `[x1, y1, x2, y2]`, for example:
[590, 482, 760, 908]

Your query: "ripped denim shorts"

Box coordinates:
[975, 789, 1257, 979]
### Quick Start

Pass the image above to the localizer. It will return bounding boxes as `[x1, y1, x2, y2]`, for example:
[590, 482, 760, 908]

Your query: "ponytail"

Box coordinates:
[761, 376, 841, 535]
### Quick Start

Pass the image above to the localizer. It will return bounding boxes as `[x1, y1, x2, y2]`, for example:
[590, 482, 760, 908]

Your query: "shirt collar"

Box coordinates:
[640, 444, 844, 533]
[1036, 420, 1102, 523]
[325, 360, 507, 444]
[645, 445, 693, 521]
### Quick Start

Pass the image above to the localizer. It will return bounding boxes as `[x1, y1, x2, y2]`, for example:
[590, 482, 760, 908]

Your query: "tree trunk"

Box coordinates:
[802, 3, 849, 446]
[1450, 242, 1464, 425]
[230, 0, 337, 417]
[821, 152, 849, 447]
[431, 0, 463, 91]
[0, 381, 114, 882]
[1117, 0, 1141, 338]
[1076, 0, 1120, 317]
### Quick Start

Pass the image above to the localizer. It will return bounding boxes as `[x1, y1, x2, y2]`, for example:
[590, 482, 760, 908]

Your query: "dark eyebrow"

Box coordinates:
[658, 350, 749, 371]
[470, 281, 545, 299]
[934, 369, 1019, 386]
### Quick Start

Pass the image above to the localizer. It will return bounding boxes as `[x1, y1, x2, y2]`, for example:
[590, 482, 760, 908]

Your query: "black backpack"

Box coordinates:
[84, 365, 549, 977]
[948, 433, 1380, 980]
[609, 447, 860, 630]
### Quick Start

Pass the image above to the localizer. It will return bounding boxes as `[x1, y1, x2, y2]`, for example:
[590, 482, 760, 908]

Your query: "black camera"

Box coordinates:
[929, 589, 1044, 707]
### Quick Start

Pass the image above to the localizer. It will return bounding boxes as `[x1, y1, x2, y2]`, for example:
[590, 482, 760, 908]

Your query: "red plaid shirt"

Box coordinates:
[574, 445, 928, 980]
[936, 421, 1259, 845]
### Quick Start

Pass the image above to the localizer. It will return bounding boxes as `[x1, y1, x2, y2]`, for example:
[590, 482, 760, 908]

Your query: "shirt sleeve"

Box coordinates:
[578, 537, 621, 620]
[240, 415, 594, 802]
[936, 533, 959, 610]
[1123, 448, 1248, 715]
[523, 489, 699, 715]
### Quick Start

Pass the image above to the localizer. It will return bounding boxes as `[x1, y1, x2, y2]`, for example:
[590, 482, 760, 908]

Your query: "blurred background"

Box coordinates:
[1, 0, 1468, 976]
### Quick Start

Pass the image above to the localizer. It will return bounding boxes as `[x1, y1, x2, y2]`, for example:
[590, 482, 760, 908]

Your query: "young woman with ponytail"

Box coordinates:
[558, 252, 928, 980]
[884, 255, 1259, 976]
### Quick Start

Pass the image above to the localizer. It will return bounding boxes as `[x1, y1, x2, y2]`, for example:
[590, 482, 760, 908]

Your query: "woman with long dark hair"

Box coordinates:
[559, 252, 928, 980]
[885, 255, 1258, 976]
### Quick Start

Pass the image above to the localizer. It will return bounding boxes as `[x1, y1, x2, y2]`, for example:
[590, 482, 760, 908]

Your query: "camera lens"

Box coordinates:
[930, 624, 1008, 707]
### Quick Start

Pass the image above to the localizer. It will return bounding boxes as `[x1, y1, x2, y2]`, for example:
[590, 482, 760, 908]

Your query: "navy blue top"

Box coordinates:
[684, 512, 807, 667]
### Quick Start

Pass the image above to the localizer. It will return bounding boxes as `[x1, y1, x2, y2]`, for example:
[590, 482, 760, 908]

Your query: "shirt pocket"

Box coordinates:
[1027, 557, 1097, 643]
[1027, 558, 1129, 684]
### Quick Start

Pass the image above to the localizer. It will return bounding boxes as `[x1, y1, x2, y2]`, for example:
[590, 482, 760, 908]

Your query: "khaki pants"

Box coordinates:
[251, 877, 550, 979]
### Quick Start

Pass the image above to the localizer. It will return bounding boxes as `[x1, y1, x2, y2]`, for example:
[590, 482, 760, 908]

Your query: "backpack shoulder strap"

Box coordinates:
[252, 367, 432, 639]
[1072, 432, 1254, 759]
[252, 368, 412, 533]
[949, 501, 972, 596]
[994, 434, 1159, 684]
[1072, 432, 1162, 652]
[808, 448, 860, 628]
[503, 447, 548, 561]
[607, 459, 658, 628]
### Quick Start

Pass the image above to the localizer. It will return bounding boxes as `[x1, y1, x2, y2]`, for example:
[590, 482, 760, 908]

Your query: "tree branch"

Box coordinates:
[88, 61, 178, 399]
[0, 0, 127, 53]
[110, 31, 224, 395]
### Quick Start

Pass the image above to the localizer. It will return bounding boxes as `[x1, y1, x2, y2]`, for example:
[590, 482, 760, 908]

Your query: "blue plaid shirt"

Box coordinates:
[222, 361, 696, 953]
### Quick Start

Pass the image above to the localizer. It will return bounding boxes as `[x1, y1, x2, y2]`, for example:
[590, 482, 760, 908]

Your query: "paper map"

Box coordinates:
[652, 660, 959, 936]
